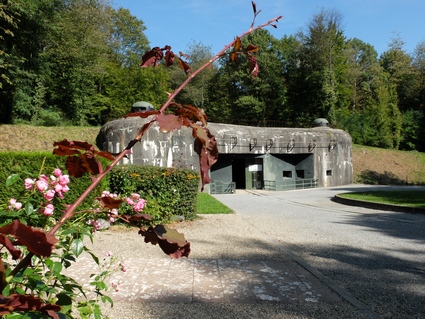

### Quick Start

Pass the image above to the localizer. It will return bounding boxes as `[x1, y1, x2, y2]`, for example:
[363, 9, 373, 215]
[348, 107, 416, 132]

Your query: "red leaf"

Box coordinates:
[65, 156, 87, 178]
[230, 37, 242, 62]
[156, 113, 183, 133]
[139, 225, 190, 258]
[252, 1, 257, 15]
[97, 196, 124, 210]
[0, 294, 61, 318]
[96, 151, 115, 161]
[129, 214, 153, 222]
[179, 51, 190, 59]
[0, 220, 58, 257]
[0, 234, 21, 260]
[53, 139, 94, 153]
[81, 153, 100, 175]
[175, 105, 208, 126]
[178, 57, 191, 74]
[165, 50, 175, 67]
[193, 128, 218, 191]
[248, 55, 259, 77]
[140, 47, 164, 68]
[124, 110, 160, 119]
[245, 44, 258, 53]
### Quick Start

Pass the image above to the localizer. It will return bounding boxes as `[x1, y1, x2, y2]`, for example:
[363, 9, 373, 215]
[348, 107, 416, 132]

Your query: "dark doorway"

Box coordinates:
[232, 158, 246, 189]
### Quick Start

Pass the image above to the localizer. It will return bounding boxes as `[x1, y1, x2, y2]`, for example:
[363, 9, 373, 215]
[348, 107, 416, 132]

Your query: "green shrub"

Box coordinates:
[0, 152, 110, 226]
[109, 165, 200, 223]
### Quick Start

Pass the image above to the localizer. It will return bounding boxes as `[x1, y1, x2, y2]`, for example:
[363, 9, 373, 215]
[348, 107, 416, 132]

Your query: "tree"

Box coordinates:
[169, 41, 217, 109]
[206, 29, 286, 126]
[0, 0, 62, 124]
[283, 9, 347, 127]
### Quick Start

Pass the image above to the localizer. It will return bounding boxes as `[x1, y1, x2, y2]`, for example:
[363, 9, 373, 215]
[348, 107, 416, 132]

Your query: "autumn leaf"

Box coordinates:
[230, 37, 242, 62]
[0, 220, 58, 257]
[156, 113, 183, 133]
[124, 110, 160, 119]
[0, 294, 61, 318]
[0, 234, 21, 260]
[140, 47, 164, 67]
[139, 225, 190, 258]
[97, 196, 124, 210]
[193, 128, 218, 190]
[178, 57, 191, 74]
[179, 51, 190, 59]
[248, 55, 259, 77]
[165, 50, 175, 67]
[245, 44, 258, 53]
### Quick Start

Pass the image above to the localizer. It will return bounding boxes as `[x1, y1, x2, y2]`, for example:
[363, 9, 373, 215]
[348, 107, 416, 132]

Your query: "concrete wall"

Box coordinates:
[96, 117, 353, 192]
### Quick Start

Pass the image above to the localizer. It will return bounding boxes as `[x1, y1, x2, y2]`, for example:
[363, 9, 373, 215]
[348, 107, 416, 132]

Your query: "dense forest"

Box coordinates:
[1, 0, 425, 151]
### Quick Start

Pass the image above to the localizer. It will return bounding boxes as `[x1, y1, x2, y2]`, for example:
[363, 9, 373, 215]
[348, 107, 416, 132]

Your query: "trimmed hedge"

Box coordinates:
[0, 152, 110, 215]
[109, 165, 200, 223]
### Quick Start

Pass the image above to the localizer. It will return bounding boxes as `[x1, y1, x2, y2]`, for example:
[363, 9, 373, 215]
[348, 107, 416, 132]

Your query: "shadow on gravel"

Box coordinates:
[336, 211, 425, 242]
[285, 243, 425, 319]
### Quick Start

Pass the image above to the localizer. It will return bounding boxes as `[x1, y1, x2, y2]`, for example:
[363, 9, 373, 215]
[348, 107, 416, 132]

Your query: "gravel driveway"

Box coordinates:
[75, 185, 424, 319]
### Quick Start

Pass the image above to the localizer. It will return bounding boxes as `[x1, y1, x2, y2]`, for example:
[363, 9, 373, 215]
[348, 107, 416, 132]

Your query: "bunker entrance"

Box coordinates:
[210, 153, 315, 193]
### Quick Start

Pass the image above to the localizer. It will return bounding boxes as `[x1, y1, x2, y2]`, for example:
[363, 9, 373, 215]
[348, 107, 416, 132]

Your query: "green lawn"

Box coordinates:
[338, 190, 425, 208]
[196, 192, 233, 214]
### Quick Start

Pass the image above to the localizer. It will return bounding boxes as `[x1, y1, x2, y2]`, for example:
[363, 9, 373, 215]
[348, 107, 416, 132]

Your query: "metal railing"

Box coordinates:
[264, 178, 318, 191]
[210, 181, 236, 194]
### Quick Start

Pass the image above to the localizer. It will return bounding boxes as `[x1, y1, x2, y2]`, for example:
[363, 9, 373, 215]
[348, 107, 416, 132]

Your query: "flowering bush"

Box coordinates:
[0, 3, 281, 317]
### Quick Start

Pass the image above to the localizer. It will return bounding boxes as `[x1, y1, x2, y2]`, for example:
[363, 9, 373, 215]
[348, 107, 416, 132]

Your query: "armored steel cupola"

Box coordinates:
[131, 101, 154, 113]
[313, 118, 328, 127]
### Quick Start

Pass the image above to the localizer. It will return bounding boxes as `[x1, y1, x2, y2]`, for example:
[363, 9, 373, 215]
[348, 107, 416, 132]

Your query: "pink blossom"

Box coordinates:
[58, 174, 70, 186]
[24, 178, 35, 190]
[125, 198, 135, 206]
[131, 193, 140, 200]
[54, 184, 63, 193]
[35, 179, 49, 192]
[109, 217, 115, 223]
[110, 208, 118, 216]
[61, 185, 70, 193]
[53, 168, 62, 177]
[133, 199, 146, 212]
[8, 198, 22, 210]
[44, 204, 54, 216]
[88, 219, 101, 231]
[104, 251, 113, 257]
[44, 189, 55, 201]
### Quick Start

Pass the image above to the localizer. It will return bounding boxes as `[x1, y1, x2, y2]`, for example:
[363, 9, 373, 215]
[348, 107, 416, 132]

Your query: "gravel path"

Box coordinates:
[67, 185, 425, 318]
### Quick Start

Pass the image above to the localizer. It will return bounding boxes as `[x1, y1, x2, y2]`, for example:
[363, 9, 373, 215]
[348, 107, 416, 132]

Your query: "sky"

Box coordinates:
[112, 0, 425, 57]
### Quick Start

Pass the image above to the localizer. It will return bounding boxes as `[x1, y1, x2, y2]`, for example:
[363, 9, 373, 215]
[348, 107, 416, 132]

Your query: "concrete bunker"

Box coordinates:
[96, 117, 353, 194]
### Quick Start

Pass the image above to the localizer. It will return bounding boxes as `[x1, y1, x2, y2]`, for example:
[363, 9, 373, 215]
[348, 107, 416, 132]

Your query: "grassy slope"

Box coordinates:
[1, 124, 425, 185]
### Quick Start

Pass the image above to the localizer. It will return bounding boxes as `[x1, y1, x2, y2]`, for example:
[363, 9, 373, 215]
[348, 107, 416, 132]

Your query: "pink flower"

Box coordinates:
[110, 208, 118, 216]
[58, 175, 70, 186]
[24, 178, 35, 190]
[54, 184, 63, 193]
[133, 199, 146, 212]
[101, 190, 110, 197]
[88, 219, 101, 231]
[44, 204, 54, 216]
[8, 198, 22, 210]
[61, 185, 70, 193]
[35, 179, 49, 192]
[125, 198, 135, 206]
[53, 168, 62, 177]
[44, 189, 55, 201]
[131, 193, 140, 200]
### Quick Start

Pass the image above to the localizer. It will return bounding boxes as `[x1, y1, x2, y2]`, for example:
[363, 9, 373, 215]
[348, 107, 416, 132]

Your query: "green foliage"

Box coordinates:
[338, 191, 425, 208]
[109, 165, 200, 223]
[0, 152, 109, 219]
[196, 192, 233, 214]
